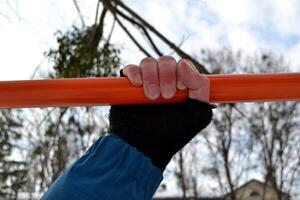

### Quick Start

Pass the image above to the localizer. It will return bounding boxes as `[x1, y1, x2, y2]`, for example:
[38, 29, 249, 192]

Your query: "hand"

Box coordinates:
[122, 56, 210, 102]
[109, 56, 215, 171]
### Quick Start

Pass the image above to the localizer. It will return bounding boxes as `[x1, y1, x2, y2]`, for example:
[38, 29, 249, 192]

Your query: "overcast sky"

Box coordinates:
[0, 0, 300, 81]
[1, 0, 300, 197]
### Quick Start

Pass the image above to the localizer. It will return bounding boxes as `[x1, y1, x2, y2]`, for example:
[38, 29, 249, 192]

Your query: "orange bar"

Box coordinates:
[0, 73, 300, 109]
[209, 73, 300, 103]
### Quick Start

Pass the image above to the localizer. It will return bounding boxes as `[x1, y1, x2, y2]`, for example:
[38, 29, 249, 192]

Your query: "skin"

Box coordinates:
[122, 56, 210, 103]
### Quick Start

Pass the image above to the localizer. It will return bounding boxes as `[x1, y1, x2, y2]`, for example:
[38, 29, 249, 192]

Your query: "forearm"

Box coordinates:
[41, 134, 163, 200]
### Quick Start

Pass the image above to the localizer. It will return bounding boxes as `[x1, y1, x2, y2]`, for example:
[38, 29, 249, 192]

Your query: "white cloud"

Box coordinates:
[1, 0, 300, 81]
[0, 22, 43, 80]
[1, 0, 300, 197]
[286, 42, 300, 71]
[227, 27, 260, 52]
[272, 0, 300, 36]
[208, 0, 266, 25]
[0, 0, 99, 80]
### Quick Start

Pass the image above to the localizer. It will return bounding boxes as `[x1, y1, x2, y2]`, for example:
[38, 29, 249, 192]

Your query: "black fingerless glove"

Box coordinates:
[109, 99, 215, 171]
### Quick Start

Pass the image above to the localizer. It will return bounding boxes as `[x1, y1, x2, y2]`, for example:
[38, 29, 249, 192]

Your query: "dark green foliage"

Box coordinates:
[46, 25, 120, 78]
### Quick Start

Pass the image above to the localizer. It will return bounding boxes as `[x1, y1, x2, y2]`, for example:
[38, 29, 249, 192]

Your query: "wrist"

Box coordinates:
[109, 99, 216, 171]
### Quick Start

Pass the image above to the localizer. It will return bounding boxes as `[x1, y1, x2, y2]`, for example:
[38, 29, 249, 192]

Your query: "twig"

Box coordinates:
[5, 0, 21, 20]
[106, 16, 116, 44]
[140, 27, 163, 56]
[94, 0, 101, 24]
[168, 34, 190, 56]
[0, 12, 11, 22]
[105, 2, 161, 56]
[31, 58, 46, 79]
[88, 8, 107, 51]
[112, 0, 208, 73]
[72, 0, 85, 27]
[37, 108, 57, 128]
[115, 16, 152, 57]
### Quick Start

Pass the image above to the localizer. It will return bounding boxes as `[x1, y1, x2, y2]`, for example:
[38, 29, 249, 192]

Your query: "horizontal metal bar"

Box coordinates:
[0, 73, 299, 108]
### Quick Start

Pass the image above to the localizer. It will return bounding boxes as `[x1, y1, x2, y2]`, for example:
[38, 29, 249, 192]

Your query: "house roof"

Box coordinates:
[154, 179, 290, 200]
[224, 179, 289, 198]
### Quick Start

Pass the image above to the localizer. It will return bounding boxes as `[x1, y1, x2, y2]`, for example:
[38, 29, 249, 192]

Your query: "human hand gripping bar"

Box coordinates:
[0, 73, 300, 109]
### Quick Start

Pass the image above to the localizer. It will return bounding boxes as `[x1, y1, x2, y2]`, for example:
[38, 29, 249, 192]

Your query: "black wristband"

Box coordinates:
[109, 99, 216, 171]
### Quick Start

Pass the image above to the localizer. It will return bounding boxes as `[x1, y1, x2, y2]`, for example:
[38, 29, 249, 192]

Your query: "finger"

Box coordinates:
[158, 56, 177, 99]
[177, 59, 208, 89]
[178, 59, 210, 102]
[176, 68, 187, 90]
[188, 89, 210, 103]
[140, 57, 160, 100]
[123, 65, 143, 86]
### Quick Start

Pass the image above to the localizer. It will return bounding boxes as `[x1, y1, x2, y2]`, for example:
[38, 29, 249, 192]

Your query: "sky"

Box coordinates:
[1, 0, 300, 197]
[0, 0, 300, 81]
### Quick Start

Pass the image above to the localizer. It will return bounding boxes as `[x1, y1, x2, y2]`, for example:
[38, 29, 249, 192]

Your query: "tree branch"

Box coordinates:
[94, 0, 101, 25]
[72, 0, 85, 27]
[115, 16, 153, 57]
[107, 0, 209, 73]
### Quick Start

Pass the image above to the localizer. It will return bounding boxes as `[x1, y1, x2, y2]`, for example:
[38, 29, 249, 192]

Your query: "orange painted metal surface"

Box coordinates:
[209, 73, 300, 103]
[0, 73, 300, 108]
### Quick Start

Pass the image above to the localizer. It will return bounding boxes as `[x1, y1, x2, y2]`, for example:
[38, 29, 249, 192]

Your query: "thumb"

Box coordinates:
[177, 59, 210, 102]
[177, 59, 209, 89]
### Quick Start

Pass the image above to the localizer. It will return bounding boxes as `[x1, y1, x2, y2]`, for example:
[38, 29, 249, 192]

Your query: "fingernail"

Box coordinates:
[147, 84, 160, 100]
[162, 85, 175, 99]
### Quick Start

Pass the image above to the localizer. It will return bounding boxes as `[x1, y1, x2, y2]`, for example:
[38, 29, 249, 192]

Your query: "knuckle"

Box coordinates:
[158, 55, 176, 63]
[123, 65, 132, 72]
[126, 64, 139, 71]
[125, 64, 137, 68]
[140, 57, 157, 64]
[158, 56, 177, 73]
[123, 65, 134, 75]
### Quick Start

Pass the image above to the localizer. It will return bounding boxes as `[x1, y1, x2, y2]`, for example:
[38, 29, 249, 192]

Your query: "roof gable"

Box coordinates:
[224, 179, 289, 199]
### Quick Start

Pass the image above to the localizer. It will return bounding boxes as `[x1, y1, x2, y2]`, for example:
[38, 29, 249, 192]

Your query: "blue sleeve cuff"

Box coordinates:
[41, 134, 163, 200]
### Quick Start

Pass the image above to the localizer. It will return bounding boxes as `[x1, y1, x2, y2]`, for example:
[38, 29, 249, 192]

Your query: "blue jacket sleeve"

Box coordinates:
[41, 134, 163, 200]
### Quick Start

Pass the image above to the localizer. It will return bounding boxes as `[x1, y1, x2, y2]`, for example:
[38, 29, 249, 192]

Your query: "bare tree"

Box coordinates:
[99, 0, 209, 73]
[0, 1, 213, 198]
[25, 9, 121, 196]
[198, 49, 300, 200]
[244, 53, 300, 200]
[173, 140, 204, 199]
[0, 0, 21, 21]
[0, 109, 27, 199]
